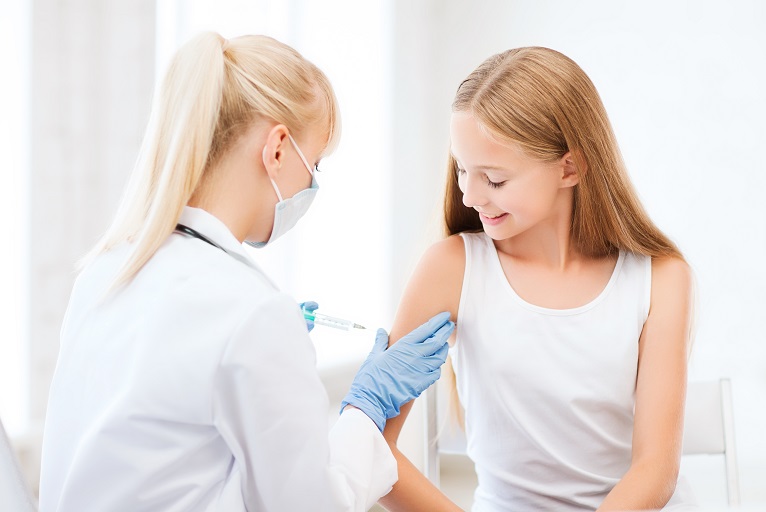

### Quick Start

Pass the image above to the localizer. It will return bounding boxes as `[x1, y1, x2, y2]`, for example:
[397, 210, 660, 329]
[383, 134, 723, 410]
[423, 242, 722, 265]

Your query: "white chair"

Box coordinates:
[682, 378, 740, 506]
[0, 417, 38, 512]
[424, 378, 740, 507]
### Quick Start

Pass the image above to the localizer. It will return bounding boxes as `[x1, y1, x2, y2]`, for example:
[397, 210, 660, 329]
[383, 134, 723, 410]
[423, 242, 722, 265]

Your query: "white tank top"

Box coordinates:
[453, 232, 693, 511]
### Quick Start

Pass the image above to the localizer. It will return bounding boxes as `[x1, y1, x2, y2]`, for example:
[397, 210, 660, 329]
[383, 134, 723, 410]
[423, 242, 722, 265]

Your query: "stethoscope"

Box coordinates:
[175, 224, 226, 252]
[173, 222, 280, 291]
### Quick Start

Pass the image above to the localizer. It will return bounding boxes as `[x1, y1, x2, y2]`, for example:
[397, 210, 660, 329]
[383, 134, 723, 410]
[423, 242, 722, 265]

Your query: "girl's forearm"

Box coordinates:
[597, 461, 677, 511]
[378, 444, 464, 512]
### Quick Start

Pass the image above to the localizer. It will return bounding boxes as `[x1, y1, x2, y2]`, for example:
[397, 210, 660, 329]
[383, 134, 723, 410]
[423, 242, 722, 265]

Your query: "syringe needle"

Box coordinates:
[302, 307, 366, 332]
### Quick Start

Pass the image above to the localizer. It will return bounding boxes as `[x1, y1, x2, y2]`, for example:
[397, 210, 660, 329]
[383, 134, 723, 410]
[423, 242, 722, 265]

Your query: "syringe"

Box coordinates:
[302, 307, 366, 331]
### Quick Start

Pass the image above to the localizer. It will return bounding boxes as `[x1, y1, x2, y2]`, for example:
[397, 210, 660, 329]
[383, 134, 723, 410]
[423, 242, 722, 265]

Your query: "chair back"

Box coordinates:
[424, 378, 466, 486]
[682, 378, 740, 506]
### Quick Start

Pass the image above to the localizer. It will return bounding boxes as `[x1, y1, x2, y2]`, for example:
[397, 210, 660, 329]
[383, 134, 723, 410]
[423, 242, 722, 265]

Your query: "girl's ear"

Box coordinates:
[261, 124, 290, 180]
[559, 151, 583, 188]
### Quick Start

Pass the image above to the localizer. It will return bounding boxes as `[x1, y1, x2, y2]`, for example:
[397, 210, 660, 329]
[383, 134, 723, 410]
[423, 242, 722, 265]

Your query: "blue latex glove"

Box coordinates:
[341, 311, 454, 431]
[299, 301, 319, 332]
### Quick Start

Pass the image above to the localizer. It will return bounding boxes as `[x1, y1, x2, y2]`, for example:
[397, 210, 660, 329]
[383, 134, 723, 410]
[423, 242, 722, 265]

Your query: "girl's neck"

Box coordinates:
[491, 218, 621, 310]
[493, 202, 586, 271]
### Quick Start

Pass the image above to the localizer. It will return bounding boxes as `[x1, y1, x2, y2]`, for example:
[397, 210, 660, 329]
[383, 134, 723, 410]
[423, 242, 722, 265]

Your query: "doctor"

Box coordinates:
[39, 32, 454, 512]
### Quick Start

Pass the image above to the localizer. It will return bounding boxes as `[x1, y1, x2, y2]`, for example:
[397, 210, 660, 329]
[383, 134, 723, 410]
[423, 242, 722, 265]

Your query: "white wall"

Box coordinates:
[389, 0, 766, 504]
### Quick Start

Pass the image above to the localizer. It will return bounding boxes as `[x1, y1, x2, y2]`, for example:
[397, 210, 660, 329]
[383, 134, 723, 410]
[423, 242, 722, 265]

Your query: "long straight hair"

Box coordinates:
[442, 47, 688, 427]
[445, 47, 681, 260]
[84, 32, 340, 289]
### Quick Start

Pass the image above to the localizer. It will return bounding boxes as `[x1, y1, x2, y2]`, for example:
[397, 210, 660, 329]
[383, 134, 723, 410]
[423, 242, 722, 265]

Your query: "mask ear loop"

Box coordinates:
[288, 133, 315, 177]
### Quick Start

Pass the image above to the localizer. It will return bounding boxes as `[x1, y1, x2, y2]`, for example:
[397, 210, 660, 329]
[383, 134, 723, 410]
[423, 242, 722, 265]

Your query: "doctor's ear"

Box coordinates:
[261, 124, 290, 178]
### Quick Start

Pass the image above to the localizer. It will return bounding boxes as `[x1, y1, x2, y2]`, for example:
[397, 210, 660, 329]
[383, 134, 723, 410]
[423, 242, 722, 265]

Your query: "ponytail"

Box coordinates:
[83, 32, 225, 288]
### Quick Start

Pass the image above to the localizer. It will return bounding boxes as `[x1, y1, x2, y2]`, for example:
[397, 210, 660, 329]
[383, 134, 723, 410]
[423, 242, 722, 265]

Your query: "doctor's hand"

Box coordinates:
[341, 312, 454, 432]
[299, 301, 319, 332]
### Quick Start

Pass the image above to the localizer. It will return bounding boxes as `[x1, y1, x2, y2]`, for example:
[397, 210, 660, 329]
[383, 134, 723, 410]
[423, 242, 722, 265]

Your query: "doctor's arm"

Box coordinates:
[597, 256, 694, 511]
[212, 293, 395, 512]
[378, 236, 465, 512]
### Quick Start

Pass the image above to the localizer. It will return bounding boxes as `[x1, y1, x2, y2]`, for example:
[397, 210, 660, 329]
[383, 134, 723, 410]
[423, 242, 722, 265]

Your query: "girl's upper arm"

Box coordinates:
[632, 256, 694, 470]
[382, 234, 466, 443]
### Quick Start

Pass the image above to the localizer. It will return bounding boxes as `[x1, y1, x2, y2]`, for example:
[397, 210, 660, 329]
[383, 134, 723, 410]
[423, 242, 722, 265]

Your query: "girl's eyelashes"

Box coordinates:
[456, 167, 506, 188]
[486, 176, 506, 188]
[314, 163, 322, 173]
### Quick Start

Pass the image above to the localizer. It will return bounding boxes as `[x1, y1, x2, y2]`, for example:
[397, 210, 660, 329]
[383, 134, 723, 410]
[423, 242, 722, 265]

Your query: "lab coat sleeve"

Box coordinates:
[212, 292, 397, 512]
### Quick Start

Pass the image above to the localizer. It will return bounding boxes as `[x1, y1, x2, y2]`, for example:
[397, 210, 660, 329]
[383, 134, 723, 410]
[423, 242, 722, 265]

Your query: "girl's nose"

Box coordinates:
[461, 175, 486, 209]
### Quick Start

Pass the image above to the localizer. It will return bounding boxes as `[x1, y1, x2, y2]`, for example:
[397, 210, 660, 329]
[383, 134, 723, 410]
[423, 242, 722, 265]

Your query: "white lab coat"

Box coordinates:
[39, 206, 397, 512]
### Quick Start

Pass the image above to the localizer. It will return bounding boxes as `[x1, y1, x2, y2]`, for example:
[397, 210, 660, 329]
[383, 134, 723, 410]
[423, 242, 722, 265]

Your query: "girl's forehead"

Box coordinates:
[450, 112, 525, 164]
[449, 111, 481, 135]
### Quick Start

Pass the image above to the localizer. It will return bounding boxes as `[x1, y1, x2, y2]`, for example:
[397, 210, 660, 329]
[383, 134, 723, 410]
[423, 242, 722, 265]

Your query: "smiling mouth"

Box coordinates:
[478, 212, 509, 224]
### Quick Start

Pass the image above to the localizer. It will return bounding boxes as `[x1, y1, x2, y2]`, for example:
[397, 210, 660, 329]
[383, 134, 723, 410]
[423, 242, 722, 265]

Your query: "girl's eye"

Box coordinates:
[457, 167, 505, 188]
[486, 176, 506, 189]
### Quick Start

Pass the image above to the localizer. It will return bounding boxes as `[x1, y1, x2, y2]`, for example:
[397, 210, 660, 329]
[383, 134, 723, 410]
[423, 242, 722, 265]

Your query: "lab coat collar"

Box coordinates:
[177, 206, 276, 285]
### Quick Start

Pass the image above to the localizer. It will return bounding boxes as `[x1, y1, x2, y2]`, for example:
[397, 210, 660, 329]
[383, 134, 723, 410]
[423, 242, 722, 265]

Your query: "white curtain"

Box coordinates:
[0, 0, 30, 437]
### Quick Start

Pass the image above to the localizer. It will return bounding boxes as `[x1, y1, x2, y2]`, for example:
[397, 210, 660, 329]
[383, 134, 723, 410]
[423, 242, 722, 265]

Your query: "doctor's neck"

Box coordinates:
[188, 123, 276, 243]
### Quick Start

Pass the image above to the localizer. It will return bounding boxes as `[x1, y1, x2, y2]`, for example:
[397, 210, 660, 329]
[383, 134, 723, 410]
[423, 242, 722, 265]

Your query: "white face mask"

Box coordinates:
[246, 134, 318, 249]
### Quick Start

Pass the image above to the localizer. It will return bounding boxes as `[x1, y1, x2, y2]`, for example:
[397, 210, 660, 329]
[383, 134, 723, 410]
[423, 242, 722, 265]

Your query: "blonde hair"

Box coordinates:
[85, 32, 340, 288]
[443, 47, 687, 427]
[445, 46, 681, 260]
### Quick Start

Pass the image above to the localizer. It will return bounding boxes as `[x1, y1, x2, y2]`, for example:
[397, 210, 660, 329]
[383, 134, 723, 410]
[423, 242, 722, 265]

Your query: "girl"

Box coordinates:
[38, 32, 454, 512]
[380, 47, 695, 511]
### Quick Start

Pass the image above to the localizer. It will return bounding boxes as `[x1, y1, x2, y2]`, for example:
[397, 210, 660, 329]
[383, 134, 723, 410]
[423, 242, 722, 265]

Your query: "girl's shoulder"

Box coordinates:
[417, 233, 468, 281]
[651, 254, 691, 278]
[427, 232, 467, 257]
[649, 255, 694, 310]
[389, 234, 467, 342]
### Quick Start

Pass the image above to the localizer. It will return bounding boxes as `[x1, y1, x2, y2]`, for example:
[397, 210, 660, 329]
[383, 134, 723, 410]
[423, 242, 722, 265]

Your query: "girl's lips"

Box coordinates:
[479, 212, 508, 226]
